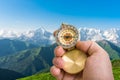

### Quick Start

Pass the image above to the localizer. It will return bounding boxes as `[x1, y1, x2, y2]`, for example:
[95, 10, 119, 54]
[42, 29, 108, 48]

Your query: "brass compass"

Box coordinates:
[55, 23, 87, 74]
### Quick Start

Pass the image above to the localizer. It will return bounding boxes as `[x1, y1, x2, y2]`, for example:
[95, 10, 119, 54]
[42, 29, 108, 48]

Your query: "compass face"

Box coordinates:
[56, 24, 79, 49]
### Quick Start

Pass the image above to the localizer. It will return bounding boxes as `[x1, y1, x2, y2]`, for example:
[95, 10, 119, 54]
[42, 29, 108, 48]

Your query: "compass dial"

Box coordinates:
[56, 24, 79, 49]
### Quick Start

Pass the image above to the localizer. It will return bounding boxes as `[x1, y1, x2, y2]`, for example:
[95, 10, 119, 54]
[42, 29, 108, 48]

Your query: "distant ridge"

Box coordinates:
[0, 27, 120, 46]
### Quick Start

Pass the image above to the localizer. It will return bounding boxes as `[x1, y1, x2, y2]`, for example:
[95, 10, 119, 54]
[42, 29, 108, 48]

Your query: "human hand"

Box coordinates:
[50, 41, 114, 80]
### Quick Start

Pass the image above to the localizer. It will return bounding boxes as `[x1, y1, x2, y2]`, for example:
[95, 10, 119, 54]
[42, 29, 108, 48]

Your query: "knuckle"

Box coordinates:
[54, 46, 60, 56]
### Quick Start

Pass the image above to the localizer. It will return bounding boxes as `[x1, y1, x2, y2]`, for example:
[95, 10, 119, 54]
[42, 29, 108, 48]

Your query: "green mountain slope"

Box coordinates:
[0, 40, 120, 79]
[17, 40, 120, 80]
[0, 68, 24, 80]
[0, 39, 38, 56]
[97, 40, 120, 60]
[0, 44, 56, 76]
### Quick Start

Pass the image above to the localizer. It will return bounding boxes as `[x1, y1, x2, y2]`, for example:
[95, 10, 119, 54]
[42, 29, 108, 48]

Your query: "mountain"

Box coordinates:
[79, 28, 120, 45]
[0, 27, 120, 46]
[0, 68, 24, 80]
[0, 44, 56, 76]
[0, 27, 54, 46]
[0, 39, 38, 57]
[19, 27, 54, 46]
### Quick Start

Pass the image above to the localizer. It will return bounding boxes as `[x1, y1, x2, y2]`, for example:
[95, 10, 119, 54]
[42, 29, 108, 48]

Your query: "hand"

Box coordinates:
[50, 41, 114, 80]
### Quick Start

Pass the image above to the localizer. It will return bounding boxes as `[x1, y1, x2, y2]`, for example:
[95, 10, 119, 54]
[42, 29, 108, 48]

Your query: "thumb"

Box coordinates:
[76, 41, 107, 56]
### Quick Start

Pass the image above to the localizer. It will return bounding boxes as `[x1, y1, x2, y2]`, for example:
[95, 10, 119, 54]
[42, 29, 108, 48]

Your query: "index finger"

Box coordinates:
[54, 46, 66, 57]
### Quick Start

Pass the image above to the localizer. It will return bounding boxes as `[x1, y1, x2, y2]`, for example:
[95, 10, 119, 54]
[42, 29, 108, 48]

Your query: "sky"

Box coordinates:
[0, 0, 120, 32]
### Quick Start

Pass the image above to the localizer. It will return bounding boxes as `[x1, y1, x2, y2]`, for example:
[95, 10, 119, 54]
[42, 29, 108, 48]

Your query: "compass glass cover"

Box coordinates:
[56, 25, 79, 49]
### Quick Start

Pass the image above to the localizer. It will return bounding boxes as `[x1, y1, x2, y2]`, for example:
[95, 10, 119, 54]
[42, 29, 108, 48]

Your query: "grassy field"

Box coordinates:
[113, 67, 120, 80]
[17, 73, 56, 80]
[18, 67, 120, 80]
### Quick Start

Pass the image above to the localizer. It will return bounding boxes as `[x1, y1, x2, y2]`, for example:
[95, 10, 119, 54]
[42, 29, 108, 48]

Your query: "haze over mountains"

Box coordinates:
[0, 27, 120, 46]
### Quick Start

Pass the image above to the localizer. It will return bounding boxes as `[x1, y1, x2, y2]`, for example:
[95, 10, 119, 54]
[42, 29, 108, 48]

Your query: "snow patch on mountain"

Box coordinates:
[0, 27, 54, 45]
[0, 29, 21, 38]
[79, 28, 103, 41]
[79, 28, 120, 44]
[19, 27, 54, 45]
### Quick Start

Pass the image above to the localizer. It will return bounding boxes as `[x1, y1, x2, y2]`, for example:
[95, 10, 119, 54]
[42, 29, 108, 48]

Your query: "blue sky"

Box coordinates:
[0, 0, 120, 32]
